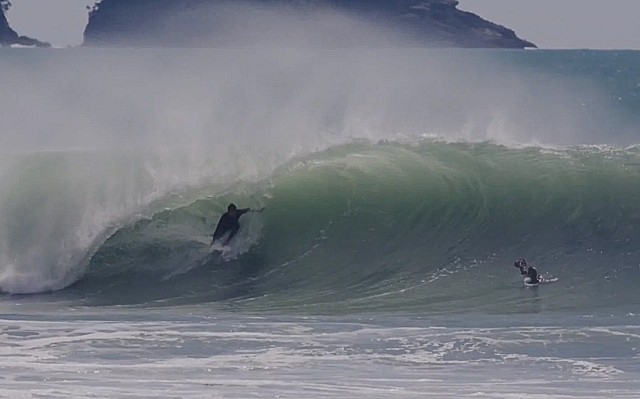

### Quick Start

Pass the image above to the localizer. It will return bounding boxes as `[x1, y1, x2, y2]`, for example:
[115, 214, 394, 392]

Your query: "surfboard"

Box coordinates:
[210, 241, 230, 254]
[523, 276, 558, 287]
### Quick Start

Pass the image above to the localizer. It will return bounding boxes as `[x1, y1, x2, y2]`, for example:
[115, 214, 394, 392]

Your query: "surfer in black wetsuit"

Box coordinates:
[514, 258, 539, 284]
[211, 203, 264, 245]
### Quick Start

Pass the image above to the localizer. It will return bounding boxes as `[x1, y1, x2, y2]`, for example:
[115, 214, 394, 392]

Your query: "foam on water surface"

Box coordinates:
[1, 310, 639, 398]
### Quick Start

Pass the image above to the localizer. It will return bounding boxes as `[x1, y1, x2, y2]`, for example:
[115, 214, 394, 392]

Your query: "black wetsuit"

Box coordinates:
[515, 262, 540, 284]
[522, 266, 539, 284]
[212, 208, 250, 244]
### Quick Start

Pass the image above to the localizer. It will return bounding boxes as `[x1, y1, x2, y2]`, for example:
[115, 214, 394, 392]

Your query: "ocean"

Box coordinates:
[1, 48, 639, 398]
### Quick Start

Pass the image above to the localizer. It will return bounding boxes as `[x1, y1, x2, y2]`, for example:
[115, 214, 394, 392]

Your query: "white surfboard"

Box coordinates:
[523, 276, 558, 287]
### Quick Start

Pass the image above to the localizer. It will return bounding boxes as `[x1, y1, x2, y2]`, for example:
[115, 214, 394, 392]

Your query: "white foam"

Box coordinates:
[1, 314, 638, 398]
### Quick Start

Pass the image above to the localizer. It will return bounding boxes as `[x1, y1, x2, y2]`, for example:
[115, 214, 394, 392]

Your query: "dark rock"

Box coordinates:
[83, 0, 536, 48]
[0, 7, 18, 46]
[15, 35, 52, 47]
[0, 8, 51, 47]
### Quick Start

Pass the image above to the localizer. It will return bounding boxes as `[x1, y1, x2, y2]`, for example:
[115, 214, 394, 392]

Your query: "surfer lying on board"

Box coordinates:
[211, 203, 264, 245]
[514, 258, 539, 284]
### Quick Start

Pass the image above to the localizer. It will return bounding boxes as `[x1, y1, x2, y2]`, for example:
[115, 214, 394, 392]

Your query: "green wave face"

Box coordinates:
[70, 141, 640, 314]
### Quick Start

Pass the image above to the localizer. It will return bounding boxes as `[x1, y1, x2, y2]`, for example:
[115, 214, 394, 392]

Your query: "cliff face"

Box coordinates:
[0, 8, 50, 47]
[0, 7, 18, 45]
[83, 0, 536, 48]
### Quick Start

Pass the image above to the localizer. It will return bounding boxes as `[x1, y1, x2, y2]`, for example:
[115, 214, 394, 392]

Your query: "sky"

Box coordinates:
[6, 0, 94, 47]
[459, 0, 640, 49]
[3, 0, 640, 49]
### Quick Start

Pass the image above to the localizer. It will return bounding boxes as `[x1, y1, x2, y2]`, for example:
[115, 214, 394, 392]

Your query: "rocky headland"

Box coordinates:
[82, 0, 536, 48]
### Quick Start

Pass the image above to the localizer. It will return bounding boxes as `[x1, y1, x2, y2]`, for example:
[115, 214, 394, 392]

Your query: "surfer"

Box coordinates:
[514, 258, 539, 284]
[211, 203, 264, 245]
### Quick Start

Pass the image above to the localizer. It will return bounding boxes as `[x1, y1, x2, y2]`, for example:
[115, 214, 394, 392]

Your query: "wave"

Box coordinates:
[2, 49, 640, 313]
[54, 141, 640, 313]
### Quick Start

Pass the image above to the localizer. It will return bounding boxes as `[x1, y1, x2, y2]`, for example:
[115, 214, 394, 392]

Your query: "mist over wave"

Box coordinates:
[0, 17, 638, 298]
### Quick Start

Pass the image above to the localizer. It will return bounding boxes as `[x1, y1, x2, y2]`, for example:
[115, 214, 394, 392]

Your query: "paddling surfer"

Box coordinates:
[514, 258, 540, 284]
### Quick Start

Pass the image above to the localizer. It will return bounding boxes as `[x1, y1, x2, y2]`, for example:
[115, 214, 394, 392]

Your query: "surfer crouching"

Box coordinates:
[211, 203, 264, 245]
[514, 258, 539, 284]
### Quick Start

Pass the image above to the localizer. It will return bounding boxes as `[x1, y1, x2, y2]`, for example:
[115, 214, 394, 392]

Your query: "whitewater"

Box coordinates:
[1, 47, 640, 398]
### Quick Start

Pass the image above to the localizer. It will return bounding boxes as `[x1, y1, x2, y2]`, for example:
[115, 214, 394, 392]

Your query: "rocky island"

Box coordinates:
[0, 2, 50, 47]
[83, 0, 536, 48]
